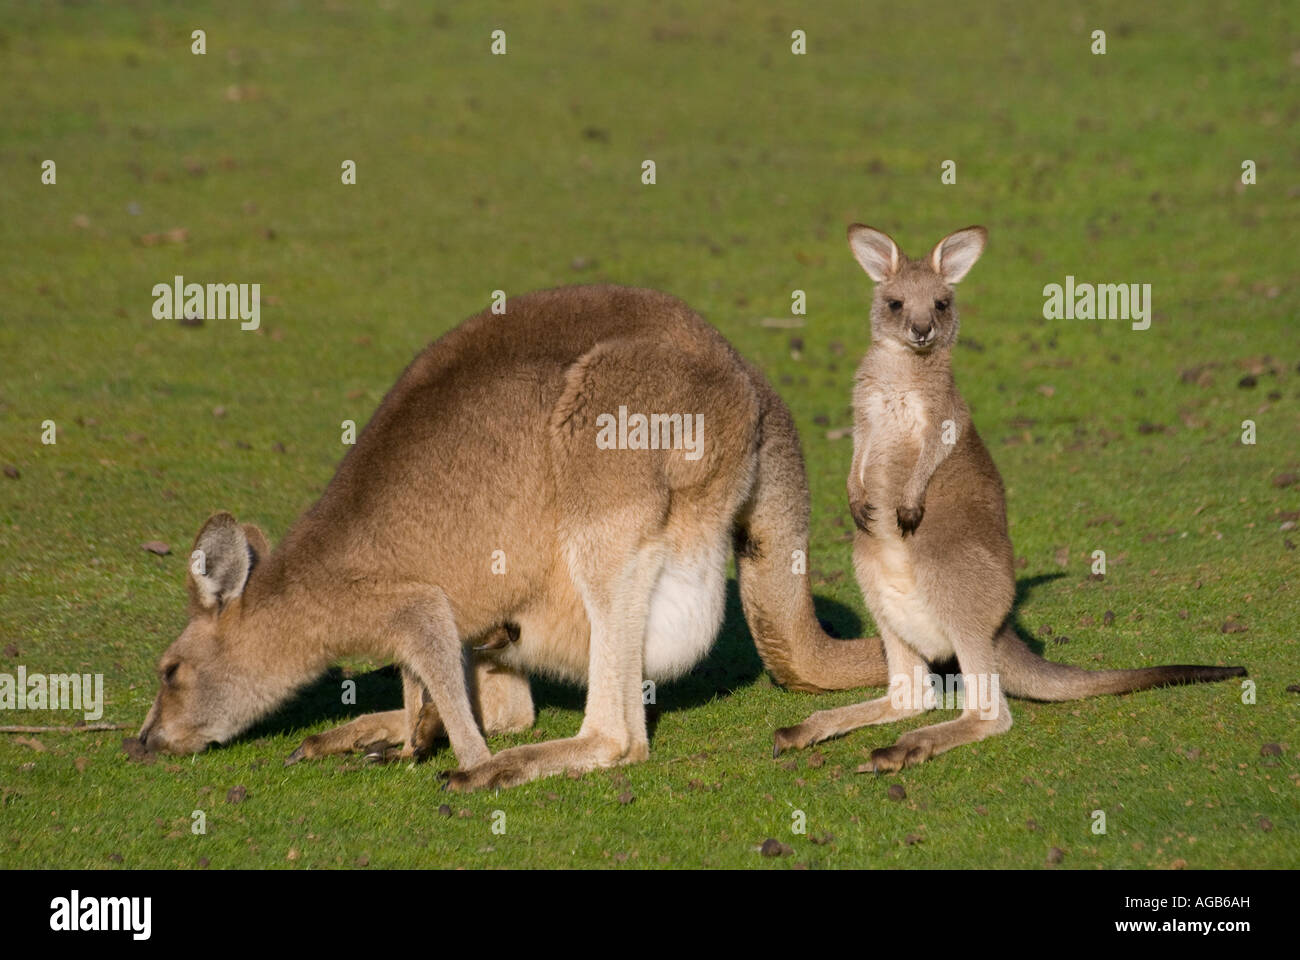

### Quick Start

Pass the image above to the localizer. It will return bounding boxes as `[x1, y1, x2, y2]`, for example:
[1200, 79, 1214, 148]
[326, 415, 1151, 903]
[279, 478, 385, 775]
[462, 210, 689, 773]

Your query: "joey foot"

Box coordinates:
[772, 723, 815, 756]
[361, 740, 401, 764]
[284, 732, 331, 767]
[409, 701, 443, 761]
[896, 503, 924, 536]
[862, 739, 933, 773]
[283, 744, 309, 767]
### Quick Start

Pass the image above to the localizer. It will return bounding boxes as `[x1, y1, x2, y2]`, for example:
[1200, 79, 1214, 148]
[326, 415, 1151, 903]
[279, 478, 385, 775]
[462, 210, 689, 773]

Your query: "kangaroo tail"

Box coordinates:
[732, 370, 888, 693]
[994, 624, 1246, 701]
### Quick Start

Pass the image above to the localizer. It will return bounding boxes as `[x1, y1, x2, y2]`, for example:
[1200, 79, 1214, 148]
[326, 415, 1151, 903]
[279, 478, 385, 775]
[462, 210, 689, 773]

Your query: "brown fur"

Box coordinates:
[138, 285, 888, 789]
[773, 227, 1246, 770]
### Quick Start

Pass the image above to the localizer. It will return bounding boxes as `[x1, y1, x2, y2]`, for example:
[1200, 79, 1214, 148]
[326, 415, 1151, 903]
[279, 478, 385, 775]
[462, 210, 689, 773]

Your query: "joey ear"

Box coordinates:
[847, 224, 900, 282]
[929, 226, 987, 283]
[187, 512, 257, 612]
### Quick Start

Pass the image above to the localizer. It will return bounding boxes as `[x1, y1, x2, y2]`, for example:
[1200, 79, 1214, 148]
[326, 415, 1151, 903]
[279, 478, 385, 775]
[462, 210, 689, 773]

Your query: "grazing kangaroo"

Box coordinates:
[773, 225, 1246, 771]
[137, 285, 889, 790]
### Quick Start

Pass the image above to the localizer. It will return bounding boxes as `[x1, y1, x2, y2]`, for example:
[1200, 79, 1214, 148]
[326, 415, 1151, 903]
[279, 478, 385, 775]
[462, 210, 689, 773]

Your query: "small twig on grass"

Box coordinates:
[0, 723, 134, 734]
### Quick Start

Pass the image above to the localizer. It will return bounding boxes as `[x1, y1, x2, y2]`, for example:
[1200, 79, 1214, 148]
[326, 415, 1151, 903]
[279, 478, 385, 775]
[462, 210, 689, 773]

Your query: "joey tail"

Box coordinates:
[994, 624, 1246, 701]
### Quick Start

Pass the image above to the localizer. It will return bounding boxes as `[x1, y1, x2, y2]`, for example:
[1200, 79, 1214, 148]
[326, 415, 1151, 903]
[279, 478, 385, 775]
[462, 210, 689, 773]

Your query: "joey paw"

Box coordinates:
[896, 503, 924, 535]
[850, 499, 876, 534]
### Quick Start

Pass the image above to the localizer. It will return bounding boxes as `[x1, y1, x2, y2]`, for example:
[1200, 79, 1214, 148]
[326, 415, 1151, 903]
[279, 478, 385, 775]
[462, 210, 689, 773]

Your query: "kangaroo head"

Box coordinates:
[137, 512, 275, 754]
[847, 224, 987, 354]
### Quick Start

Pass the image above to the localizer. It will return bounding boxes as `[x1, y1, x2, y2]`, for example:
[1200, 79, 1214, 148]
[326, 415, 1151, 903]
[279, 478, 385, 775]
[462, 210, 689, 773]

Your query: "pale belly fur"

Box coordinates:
[856, 386, 953, 663]
[497, 541, 728, 684]
[856, 535, 954, 663]
[642, 542, 729, 682]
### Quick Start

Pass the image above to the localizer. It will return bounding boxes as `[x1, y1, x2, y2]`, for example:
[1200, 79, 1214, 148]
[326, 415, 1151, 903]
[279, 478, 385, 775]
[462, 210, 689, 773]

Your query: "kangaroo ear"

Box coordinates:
[241, 523, 270, 563]
[929, 226, 987, 283]
[187, 512, 257, 612]
[847, 224, 901, 282]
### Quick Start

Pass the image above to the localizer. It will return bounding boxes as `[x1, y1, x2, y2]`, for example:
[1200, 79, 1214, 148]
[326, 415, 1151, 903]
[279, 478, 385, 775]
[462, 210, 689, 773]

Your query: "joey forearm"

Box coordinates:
[903, 429, 949, 505]
[851, 408, 959, 537]
[848, 469, 875, 533]
[897, 413, 957, 535]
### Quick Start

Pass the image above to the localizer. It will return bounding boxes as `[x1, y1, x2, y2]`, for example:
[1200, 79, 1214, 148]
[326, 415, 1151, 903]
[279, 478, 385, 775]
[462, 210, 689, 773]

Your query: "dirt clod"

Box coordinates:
[121, 737, 154, 764]
[759, 838, 792, 857]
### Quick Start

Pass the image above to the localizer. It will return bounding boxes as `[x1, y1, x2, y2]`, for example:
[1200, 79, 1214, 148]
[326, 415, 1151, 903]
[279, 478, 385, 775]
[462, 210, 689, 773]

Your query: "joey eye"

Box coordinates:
[935, 300, 949, 311]
[162, 663, 180, 685]
[887, 299, 903, 311]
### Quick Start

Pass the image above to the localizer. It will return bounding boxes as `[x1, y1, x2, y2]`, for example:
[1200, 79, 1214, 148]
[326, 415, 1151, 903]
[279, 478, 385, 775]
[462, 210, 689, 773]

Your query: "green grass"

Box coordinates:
[0, 1, 1296, 869]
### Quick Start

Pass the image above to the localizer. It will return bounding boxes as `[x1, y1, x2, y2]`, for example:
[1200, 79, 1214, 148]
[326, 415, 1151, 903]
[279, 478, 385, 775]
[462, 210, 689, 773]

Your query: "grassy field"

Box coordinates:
[0, 1, 1296, 869]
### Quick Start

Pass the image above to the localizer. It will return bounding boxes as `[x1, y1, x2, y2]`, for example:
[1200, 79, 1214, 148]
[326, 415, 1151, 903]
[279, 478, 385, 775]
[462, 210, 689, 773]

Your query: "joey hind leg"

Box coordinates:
[863, 638, 1012, 773]
[473, 658, 535, 734]
[408, 654, 536, 758]
[773, 626, 930, 755]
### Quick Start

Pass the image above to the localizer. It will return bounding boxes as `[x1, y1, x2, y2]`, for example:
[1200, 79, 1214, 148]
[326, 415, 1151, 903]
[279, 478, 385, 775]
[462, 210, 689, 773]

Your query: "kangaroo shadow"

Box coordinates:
[242, 664, 406, 743]
[1007, 572, 1067, 654]
[242, 578, 864, 745]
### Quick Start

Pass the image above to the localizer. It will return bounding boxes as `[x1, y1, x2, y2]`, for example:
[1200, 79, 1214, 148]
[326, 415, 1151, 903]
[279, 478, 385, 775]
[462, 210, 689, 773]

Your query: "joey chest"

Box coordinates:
[856, 388, 930, 474]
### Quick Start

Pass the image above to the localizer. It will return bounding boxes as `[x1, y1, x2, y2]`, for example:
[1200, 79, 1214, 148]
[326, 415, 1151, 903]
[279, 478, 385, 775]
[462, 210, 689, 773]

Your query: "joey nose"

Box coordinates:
[909, 323, 933, 341]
